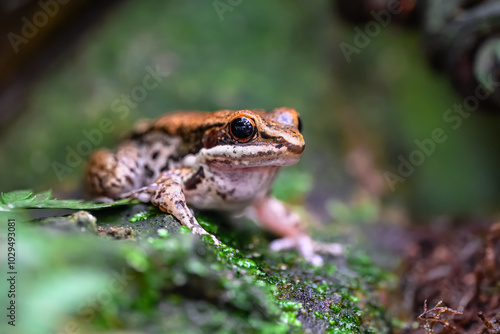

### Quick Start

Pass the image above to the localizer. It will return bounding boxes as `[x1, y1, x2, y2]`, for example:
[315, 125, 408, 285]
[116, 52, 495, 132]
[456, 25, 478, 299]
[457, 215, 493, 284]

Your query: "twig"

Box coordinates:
[418, 299, 463, 334]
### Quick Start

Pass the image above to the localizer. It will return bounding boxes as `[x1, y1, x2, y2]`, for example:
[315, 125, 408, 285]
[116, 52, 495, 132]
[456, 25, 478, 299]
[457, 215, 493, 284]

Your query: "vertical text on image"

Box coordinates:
[5, 219, 17, 327]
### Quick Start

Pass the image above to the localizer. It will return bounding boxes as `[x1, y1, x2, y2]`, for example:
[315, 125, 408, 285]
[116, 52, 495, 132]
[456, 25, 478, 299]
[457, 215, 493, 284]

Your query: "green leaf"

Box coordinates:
[1, 189, 35, 204]
[33, 189, 52, 202]
[0, 189, 137, 211]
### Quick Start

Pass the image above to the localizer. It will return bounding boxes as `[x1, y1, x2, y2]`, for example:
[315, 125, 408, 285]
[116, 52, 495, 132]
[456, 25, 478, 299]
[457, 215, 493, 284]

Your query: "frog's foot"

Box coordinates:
[270, 235, 344, 266]
[270, 235, 325, 266]
[151, 170, 220, 246]
[119, 184, 159, 202]
[250, 196, 342, 266]
[312, 241, 343, 256]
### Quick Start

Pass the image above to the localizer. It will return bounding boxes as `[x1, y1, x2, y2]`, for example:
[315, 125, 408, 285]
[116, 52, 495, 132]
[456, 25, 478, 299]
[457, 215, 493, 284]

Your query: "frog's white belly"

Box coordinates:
[185, 166, 280, 211]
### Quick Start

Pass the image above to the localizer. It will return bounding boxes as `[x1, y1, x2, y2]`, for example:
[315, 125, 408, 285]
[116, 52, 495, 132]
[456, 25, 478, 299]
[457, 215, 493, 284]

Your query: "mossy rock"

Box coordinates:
[0, 191, 393, 333]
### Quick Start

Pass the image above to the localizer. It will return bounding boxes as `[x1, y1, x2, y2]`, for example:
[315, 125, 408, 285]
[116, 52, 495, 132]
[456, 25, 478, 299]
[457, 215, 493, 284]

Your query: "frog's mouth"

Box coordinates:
[199, 144, 303, 170]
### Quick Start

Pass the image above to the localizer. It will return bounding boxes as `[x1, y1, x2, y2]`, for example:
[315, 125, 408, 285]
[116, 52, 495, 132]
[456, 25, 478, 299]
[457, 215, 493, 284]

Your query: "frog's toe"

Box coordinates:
[309, 254, 324, 266]
[269, 237, 296, 252]
[210, 234, 221, 246]
[270, 235, 324, 266]
[120, 185, 157, 202]
[135, 192, 151, 203]
[191, 226, 220, 245]
[313, 242, 344, 256]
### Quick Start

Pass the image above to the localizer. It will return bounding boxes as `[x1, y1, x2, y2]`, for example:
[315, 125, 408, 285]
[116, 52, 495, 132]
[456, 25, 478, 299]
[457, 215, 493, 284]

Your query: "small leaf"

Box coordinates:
[1, 189, 35, 204]
[0, 189, 138, 211]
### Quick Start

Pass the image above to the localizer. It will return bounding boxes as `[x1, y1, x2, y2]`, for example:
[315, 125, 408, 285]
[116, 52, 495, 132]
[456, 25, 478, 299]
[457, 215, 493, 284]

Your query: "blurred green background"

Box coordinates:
[1, 0, 500, 217]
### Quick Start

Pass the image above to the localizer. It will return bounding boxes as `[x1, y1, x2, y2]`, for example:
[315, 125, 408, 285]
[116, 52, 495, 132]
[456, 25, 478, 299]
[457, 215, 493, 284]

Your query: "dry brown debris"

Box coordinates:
[397, 220, 500, 333]
[477, 311, 500, 334]
[417, 300, 462, 333]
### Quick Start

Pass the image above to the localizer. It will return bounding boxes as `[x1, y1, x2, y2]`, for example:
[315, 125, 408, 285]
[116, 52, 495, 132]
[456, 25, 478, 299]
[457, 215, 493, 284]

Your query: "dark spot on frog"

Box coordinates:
[145, 165, 155, 179]
[202, 130, 219, 149]
[203, 128, 234, 149]
[216, 190, 227, 200]
[168, 154, 183, 163]
[184, 167, 205, 190]
[130, 134, 145, 145]
[125, 176, 134, 186]
[160, 163, 170, 172]
[152, 151, 159, 160]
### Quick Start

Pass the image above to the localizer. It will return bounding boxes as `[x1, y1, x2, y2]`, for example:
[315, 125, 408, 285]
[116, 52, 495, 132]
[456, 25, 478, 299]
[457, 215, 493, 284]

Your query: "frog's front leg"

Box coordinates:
[248, 196, 342, 266]
[126, 169, 219, 245]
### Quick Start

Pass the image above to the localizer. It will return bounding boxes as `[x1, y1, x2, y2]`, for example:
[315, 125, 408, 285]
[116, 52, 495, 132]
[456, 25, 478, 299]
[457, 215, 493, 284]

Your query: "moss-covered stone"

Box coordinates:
[66, 204, 394, 333]
[1, 195, 393, 334]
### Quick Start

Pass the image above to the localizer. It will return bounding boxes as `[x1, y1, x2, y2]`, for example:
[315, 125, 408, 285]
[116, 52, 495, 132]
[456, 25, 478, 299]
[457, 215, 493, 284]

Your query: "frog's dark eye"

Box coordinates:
[297, 117, 303, 133]
[229, 117, 255, 142]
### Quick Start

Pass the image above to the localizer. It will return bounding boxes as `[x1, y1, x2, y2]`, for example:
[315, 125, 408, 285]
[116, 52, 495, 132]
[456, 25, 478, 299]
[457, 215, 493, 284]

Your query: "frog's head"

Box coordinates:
[201, 107, 305, 169]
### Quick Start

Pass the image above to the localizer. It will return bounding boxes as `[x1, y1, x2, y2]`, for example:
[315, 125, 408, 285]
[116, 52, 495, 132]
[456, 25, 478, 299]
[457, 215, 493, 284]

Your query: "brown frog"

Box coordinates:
[85, 107, 341, 264]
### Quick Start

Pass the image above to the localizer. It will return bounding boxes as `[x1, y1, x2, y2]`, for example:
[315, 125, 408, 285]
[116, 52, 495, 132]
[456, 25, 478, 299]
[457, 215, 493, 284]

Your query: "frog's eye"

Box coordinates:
[229, 117, 256, 142]
[297, 116, 303, 133]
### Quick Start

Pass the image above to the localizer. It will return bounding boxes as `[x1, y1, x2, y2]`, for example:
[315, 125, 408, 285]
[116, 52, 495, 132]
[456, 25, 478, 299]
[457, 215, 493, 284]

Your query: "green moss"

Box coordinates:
[157, 228, 169, 238]
[130, 208, 159, 222]
[330, 303, 341, 314]
[278, 300, 303, 312]
[2, 199, 393, 334]
[281, 311, 303, 326]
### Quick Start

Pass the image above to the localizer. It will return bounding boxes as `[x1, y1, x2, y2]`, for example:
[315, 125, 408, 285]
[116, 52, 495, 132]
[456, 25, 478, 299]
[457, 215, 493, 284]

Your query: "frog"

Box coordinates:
[85, 107, 342, 265]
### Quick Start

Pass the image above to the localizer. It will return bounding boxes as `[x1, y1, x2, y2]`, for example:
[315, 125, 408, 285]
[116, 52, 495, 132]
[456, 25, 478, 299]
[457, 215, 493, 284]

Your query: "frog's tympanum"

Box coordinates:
[85, 108, 341, 265]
